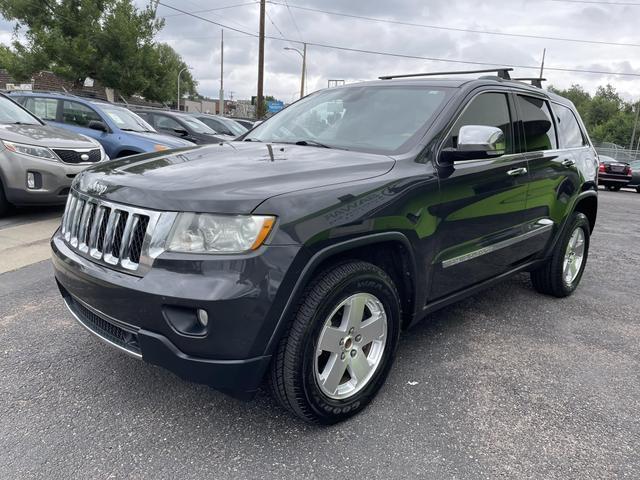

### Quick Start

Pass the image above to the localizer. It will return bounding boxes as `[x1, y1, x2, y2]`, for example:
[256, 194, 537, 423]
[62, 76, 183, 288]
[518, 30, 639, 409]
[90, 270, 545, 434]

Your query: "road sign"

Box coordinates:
[267, 100, 284, 113]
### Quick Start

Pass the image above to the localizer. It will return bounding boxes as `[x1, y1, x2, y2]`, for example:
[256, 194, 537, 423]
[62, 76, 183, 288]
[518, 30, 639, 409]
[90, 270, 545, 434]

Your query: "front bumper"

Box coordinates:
[52, 230, 302, 397]
[0, 151, 88, 205]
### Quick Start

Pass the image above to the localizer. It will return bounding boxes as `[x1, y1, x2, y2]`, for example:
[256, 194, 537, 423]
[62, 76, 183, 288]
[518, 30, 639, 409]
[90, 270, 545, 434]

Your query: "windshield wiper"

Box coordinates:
[7, 121, 38, 126]
[292, 139, 331, 149]
[244, 137, 262, 142]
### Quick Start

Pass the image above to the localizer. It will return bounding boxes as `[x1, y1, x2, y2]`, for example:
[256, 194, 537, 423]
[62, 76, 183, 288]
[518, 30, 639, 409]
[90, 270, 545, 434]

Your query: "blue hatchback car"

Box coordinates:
[11, 92, 194, 158]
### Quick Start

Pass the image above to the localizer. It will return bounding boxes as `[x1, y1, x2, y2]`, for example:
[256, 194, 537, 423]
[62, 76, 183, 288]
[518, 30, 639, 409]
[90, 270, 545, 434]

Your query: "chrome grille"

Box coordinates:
[61, 190, 163, 274]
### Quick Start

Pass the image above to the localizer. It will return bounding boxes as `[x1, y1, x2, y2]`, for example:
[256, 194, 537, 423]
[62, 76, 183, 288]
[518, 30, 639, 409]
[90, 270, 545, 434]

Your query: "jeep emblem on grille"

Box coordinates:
[80, 153, 90, 161]
[86, 181, 108, 196]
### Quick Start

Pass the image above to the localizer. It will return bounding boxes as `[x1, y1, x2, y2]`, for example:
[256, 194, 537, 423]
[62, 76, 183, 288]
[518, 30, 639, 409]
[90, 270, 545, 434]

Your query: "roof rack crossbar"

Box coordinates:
[513, 77, 547, 88]
[379, 68, 513, 80]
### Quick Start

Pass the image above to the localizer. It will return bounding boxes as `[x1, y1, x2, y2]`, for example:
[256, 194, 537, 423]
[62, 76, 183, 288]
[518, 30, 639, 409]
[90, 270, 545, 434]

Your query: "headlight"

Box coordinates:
[154, 144, 169, 152]
[166, 213, 276, 253]
[2, 140, 58, 161]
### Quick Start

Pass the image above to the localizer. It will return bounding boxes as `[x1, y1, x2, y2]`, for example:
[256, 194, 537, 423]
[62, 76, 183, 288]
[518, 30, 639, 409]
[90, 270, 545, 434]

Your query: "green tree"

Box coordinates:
[549, 83, 636, 145]
[0, 0, 195, 102]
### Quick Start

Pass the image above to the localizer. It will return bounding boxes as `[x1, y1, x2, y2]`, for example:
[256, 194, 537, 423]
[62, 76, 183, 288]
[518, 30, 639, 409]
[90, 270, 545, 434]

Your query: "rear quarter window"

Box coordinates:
[552, 103, 587, 148]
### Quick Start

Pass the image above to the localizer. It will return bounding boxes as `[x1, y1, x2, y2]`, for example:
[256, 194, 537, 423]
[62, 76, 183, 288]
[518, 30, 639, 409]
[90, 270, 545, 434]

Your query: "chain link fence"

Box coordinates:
[595, 142, 640, 163]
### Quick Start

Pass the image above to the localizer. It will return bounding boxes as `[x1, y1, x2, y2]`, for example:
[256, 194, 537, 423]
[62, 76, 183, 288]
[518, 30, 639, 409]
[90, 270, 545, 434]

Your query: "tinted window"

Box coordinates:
[62, 101, 102, 127]
[446, 92, 514, 153]
[155, 114, 183, 131]
[23, 97, 58, 121]
[177, 114, 216, 134]
[552, 103, 585, 148]
[249, 86, 450, 154]
[516, 95, 557, 151]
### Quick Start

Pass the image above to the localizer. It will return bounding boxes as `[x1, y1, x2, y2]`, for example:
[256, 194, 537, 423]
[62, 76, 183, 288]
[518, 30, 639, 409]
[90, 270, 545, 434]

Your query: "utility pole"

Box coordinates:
[300, 43, 307, 98]
[630, 101, 640, 150]
[257, 0, 266, 119]
[219, 29, 224, 116]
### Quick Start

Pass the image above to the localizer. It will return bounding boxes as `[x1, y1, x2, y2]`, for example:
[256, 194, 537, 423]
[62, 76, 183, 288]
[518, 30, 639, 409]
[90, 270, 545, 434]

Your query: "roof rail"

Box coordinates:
[379, 68, 513, 80]
[512, 77, 547, 88]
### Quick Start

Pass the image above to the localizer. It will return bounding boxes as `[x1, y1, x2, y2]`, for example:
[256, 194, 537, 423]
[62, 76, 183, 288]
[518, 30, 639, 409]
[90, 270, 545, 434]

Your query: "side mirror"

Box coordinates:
[88, 120, 108, 132]
[173, 128, 189, 137]
[441, 125, 505, 162]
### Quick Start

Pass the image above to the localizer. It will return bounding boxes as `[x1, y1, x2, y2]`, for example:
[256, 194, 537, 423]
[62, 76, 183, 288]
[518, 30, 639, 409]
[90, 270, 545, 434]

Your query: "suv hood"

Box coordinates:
[76, 142, 395, 213]
[124, 130, 194, 148]
[0, 123, 98, 149]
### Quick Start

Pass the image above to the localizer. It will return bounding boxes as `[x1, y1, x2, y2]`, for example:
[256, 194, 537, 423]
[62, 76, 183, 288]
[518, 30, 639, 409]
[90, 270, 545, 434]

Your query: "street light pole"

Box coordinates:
[177, 66, 190, 111]
[284, 43, 307, 99]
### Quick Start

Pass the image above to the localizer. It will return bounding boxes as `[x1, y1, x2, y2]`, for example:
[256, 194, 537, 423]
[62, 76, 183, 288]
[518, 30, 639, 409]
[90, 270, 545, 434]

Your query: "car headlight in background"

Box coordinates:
[154, 144, 169, 152]
[2, 140, 59, 161]
[166, 213, 276, 253]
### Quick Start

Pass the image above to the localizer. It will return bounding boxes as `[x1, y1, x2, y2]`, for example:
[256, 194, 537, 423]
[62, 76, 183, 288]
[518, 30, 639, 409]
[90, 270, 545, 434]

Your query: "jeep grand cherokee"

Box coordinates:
[52, 68, 598, 424]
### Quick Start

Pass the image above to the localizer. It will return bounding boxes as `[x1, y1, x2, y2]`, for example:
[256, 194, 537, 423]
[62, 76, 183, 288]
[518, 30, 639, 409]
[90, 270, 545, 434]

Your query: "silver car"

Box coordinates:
[0, 93, 107, 216]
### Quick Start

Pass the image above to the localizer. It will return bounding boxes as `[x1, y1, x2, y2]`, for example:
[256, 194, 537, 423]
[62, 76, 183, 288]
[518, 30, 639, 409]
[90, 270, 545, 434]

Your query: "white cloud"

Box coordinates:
[2, 0, 640, 101]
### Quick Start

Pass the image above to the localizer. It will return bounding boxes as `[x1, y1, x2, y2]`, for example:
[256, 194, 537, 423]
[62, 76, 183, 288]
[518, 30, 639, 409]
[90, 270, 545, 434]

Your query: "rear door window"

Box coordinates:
[516, 95, 558, 152]
[552, 103, 586, 148]
[62, 101, 102, 127]
[22, 97, 59, 121]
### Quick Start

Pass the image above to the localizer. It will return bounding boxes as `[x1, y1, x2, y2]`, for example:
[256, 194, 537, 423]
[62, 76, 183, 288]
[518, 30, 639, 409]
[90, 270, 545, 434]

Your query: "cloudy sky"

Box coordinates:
[3, 0, 640, 103]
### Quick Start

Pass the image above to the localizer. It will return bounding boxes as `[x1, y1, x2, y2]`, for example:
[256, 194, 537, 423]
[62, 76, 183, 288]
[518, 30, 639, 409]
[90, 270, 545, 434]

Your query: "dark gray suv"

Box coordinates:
[52, 69, 598, 424]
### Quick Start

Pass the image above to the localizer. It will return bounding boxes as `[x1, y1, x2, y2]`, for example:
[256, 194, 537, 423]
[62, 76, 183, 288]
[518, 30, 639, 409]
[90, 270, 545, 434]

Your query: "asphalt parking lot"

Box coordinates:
[1, 189, 639, 479]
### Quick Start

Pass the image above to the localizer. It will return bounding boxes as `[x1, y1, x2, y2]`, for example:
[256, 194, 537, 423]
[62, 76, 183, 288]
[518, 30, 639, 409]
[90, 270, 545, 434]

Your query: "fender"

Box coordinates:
[262, 231, 418, 356]
[543, 189, 597, 259]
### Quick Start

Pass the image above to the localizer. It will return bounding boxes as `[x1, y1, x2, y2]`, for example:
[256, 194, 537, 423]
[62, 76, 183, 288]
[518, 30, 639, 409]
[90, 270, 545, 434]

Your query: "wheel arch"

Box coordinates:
[264, 232, 419, 356]
[573, 193, 597, 233]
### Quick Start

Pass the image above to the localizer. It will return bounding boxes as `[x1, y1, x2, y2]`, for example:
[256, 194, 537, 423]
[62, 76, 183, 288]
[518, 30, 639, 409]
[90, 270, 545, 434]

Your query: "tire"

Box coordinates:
[636, 186, 640, 194]
[607, 185, 621, 191]
[0, 181, 10, 217]
[530, 212, 590, 298]
[268, 260, 401, 425]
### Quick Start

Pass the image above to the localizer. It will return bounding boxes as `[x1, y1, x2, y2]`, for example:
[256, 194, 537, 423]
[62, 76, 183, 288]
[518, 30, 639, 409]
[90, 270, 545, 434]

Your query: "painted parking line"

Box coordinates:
[0, 217, 61, 274]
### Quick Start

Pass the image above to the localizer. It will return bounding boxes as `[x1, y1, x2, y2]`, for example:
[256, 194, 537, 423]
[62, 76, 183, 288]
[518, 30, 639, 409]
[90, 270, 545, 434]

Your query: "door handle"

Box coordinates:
[507, 167, 528, 176]
[562, 158, 576, 167]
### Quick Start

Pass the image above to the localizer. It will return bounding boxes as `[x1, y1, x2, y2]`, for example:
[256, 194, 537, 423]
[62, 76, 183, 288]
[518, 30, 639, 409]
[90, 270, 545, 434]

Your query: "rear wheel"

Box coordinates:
[607, 185, 621, 191]
[268, 261, 401, 424]
[530, 212, 590, 297]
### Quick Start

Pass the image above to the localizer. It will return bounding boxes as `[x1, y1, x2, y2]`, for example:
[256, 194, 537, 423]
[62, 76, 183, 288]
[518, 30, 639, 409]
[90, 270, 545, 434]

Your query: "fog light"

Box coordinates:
[197, 309, 209, 327]
[27, 172, 36, 189]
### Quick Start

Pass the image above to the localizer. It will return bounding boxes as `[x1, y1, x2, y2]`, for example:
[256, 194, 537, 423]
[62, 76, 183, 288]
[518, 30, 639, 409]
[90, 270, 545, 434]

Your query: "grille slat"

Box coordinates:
[61, 190, 153, 273]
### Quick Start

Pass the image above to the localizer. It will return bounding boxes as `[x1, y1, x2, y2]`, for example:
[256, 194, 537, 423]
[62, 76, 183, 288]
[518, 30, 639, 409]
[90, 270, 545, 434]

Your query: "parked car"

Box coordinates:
[188, 113, 248, 137]
[132, 109, 231, 144]
[598, 155, 632, 191]
[0, 92, 107, 216]
[52, 69, 598, 424]
[233, 118, 256, 130]
[10, 92, 193, 158]
[627, 159, 640, 192]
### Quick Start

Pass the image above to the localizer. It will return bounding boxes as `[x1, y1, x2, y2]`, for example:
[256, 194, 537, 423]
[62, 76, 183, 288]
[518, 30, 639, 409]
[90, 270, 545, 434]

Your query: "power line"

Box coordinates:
[160, 1, 258, 18]
[267, 1, 640, 48]
[283, 0, 303, 42]
[550, 0, 640, 5]
[156, 2, 640, 78]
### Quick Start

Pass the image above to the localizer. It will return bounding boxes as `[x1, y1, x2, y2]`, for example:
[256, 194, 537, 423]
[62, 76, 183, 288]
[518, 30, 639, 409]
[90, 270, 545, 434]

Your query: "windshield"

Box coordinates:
[98, 105, 156, 132]
[0, 95, 41, 125]
[248, 85, 450, 153]
[177, 114, 217, 134]
[221, 117, 248, 136]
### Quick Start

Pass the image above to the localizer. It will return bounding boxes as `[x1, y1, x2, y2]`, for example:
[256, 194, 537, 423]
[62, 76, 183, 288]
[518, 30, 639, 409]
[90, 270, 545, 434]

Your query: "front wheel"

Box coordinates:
[268, 261, 401, 424]
[0, 181, 10, 217]
[530, 212, 590, 297]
